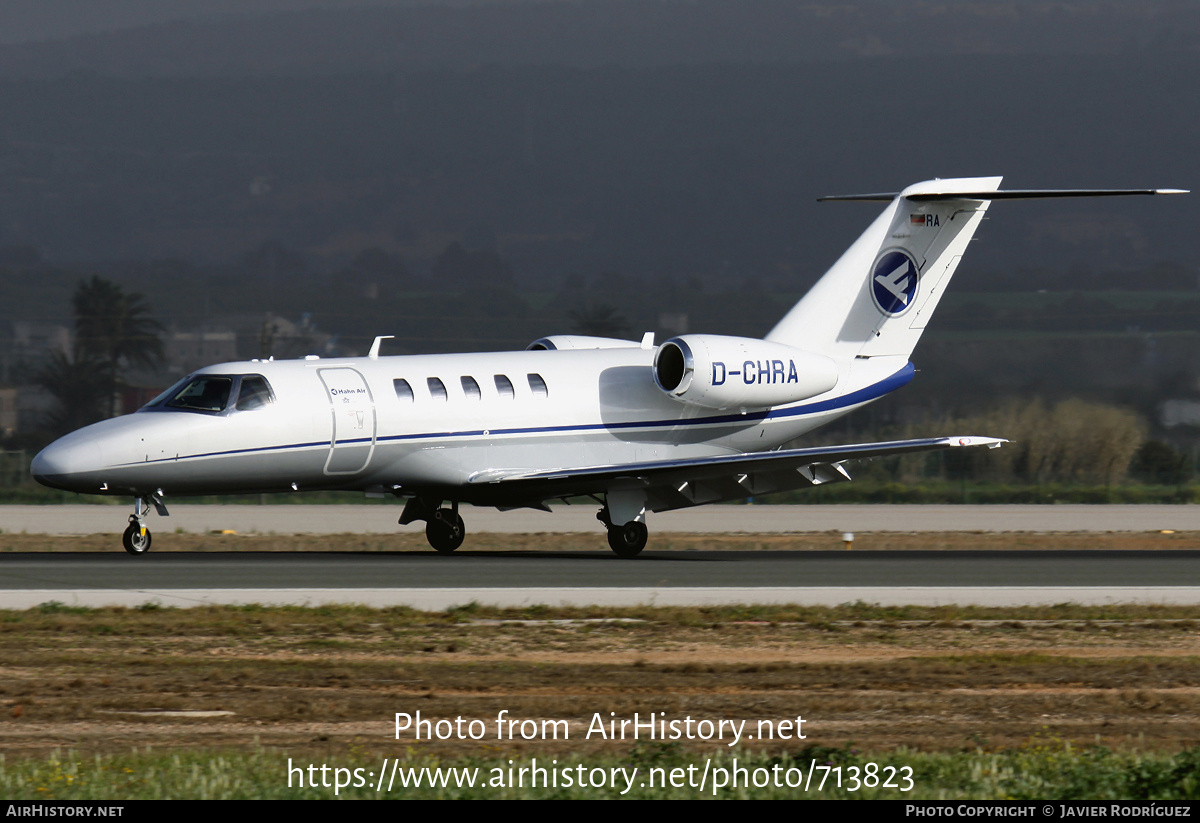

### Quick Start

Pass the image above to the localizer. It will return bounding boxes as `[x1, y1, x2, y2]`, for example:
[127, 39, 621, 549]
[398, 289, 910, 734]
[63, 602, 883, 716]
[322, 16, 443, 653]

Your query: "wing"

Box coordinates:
[466, 435, 1006, 512]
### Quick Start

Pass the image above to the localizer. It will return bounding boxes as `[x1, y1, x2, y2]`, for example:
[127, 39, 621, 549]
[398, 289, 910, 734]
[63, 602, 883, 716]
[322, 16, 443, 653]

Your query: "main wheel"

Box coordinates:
[425, 508, 466, 554]
[122, 523, 152, 555]
[607, 521, 647, 558]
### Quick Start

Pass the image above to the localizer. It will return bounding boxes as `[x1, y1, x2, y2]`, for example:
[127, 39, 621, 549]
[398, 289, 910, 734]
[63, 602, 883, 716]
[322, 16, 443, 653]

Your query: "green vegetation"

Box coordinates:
[3, 743, 1198, 799]
[777, 481, 1200, 505]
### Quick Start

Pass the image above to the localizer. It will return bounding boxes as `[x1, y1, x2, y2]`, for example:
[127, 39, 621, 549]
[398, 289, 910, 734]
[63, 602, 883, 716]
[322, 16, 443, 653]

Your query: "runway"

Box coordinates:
[1, 549, 1197, 609]
[2, 504, 1197, 609]
[3, 503, 1199, 534]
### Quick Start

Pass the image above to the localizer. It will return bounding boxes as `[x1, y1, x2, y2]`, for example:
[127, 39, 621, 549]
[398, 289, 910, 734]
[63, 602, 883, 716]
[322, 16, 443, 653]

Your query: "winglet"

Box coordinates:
[946, 436, 1008, 450]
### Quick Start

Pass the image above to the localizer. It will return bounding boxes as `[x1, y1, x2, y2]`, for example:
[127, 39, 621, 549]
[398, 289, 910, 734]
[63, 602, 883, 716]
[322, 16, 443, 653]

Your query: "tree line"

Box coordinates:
[799, 398, 1195, 489]
[35, 276, 163, 437]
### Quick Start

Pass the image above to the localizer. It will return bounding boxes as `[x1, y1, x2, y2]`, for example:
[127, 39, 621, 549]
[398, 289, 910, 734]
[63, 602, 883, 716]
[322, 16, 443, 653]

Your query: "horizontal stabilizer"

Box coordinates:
[819, 188, 1188, 202]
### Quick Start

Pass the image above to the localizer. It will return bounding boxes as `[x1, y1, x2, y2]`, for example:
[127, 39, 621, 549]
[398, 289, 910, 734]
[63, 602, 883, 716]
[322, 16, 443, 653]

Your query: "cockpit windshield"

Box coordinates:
[165, 376, 234, 412]
[143, 373, 275, 414]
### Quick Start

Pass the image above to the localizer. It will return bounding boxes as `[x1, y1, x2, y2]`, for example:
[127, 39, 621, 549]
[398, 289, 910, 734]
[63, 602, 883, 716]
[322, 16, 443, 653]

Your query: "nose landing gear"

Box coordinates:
[121, 494, 168, 555]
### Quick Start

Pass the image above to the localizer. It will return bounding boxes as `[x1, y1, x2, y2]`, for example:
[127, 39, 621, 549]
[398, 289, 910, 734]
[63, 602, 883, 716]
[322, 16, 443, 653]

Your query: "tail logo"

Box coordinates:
[870, 249, 919, 316]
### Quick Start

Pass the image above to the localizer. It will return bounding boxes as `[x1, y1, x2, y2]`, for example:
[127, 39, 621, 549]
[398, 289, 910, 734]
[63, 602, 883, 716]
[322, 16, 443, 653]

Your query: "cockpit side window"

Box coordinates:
[164, 376, 234, 413]
[235, 375, 274, 410]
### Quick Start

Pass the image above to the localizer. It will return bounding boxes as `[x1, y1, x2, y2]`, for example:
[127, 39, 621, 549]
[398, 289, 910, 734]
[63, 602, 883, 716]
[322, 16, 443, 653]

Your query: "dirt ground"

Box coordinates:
[0, 531, 1198, 760]
[1, 529, 1198, 552]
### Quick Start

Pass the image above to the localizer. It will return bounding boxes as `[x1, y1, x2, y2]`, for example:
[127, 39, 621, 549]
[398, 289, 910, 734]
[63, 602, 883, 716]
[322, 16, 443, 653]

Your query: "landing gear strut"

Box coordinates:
[598, 507, 648, 558]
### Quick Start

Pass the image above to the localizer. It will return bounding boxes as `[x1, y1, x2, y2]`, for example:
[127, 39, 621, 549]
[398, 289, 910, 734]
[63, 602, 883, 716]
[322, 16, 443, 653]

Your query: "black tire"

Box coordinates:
[607, 521, 647, 558]
[122, 523, 152, 555]
[426, 508, 466, 554]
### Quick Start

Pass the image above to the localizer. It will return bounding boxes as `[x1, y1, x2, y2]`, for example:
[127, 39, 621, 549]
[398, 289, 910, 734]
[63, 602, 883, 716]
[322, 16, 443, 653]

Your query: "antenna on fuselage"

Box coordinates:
[369, 335, 395, 359]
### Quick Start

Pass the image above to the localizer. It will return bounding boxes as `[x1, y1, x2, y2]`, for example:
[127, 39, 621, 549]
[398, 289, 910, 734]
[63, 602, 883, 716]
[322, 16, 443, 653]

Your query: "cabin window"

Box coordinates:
[164, 375, 233, 413]
[461, 376, 481, 399]
[527, 373, 548, 397]
[393, 378, 414, 402]
[235, 375, 274, 410]
[427, 377, 447, 400]
[494, 374, 514, 399]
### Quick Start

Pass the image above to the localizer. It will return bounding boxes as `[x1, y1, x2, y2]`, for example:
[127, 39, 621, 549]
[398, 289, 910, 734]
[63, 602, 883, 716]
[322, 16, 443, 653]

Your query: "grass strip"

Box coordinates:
[3, 743, 1199, 800]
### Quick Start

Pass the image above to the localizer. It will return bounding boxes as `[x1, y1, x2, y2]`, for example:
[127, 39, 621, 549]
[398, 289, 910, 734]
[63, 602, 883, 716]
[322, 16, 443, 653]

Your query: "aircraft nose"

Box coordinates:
[30, 438, 103, 490]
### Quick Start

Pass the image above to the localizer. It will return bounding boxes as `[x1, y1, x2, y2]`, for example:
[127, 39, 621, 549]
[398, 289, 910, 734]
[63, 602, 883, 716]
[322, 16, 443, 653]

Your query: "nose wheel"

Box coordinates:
[121, 494, 167, 555]
[123, 518, 152, 555]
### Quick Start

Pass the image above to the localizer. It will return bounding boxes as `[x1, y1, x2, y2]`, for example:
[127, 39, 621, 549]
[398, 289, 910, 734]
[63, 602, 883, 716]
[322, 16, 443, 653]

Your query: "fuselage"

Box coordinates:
[31, 345, 913, 502]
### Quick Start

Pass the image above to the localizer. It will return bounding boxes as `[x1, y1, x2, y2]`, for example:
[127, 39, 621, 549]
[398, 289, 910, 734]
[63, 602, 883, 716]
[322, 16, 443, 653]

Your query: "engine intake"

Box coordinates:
[653, 335, 838, 410]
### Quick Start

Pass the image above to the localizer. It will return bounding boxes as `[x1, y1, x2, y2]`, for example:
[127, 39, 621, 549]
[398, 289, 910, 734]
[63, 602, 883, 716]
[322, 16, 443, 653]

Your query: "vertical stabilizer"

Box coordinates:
[767, 176, 1001, 363]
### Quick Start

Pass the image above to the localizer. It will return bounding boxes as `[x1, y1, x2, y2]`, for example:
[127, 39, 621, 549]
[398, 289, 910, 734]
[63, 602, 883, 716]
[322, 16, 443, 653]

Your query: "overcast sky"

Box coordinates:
[0, 0, 525, 44]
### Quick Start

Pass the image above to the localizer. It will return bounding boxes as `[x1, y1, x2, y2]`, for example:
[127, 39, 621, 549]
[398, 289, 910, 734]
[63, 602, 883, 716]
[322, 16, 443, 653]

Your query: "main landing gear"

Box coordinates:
[425, 506, 466, 554]
[401, 498, 466, 554]
[400, 496, 649, 557]
[598, 507, 648, 558]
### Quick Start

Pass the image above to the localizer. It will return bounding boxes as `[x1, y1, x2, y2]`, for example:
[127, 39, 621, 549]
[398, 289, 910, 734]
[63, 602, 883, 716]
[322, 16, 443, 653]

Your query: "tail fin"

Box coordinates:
[768, 178, 1187, 364]
[766, 176, 1001, 363]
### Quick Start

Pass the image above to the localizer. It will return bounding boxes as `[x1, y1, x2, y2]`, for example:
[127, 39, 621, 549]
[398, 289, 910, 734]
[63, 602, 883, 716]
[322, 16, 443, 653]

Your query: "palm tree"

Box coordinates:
[70, 276, 165, 417]
[35, 350, 109, 437]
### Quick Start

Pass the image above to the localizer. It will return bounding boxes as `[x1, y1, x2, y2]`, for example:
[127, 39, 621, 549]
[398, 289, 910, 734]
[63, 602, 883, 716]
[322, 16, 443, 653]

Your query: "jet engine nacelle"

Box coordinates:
[526, 335, 640, 351]
[653, 334, 839, 410]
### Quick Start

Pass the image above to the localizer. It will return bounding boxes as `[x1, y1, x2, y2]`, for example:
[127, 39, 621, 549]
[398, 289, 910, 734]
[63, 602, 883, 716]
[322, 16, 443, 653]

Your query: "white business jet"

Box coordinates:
[30, 177, 1185, 556]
